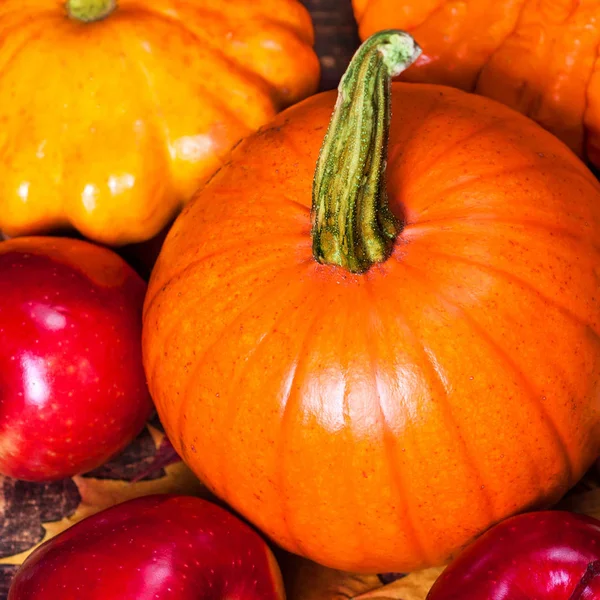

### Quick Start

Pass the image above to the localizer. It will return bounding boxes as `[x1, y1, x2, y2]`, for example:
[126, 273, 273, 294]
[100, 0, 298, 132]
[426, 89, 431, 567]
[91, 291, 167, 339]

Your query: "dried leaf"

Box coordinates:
[281, 554, 381, 599]
[0, 426, 210, 567]
[356, 568, 444, 600]
[81, 423, 168, 482]
[130, 435, 181, 482]
[556, 465, 600, 519]
[280, 552, 443, 600]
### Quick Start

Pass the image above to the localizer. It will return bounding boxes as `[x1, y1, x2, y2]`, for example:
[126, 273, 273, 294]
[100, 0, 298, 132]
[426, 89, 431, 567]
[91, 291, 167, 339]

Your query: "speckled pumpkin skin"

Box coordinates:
[143, 83, 600, 573]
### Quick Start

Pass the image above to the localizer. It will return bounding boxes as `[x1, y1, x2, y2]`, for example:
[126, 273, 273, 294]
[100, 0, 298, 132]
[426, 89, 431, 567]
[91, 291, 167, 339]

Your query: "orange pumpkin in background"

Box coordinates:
[352, 0, 600, 169]
[143, 31, 600, 573]
[0, 0, 319, 246]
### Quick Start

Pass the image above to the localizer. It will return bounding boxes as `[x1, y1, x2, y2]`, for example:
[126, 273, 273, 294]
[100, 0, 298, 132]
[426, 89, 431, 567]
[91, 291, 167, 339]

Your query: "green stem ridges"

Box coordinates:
[66, 0, 117, 23]
[311, 30, 422, 273]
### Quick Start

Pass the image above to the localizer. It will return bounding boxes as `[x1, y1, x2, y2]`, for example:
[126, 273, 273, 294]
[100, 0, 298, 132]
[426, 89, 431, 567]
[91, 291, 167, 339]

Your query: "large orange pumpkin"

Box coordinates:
[0, 0, 319, 246]
[143, 31, 600, 573]
[352, 0, 600, 169]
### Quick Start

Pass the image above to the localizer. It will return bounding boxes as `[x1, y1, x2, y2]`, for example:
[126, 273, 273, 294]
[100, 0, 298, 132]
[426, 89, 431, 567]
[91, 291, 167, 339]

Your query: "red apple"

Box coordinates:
[8, 494, 285, 599]
[0, 236, 153, 481]
[427, 510, 600, 600]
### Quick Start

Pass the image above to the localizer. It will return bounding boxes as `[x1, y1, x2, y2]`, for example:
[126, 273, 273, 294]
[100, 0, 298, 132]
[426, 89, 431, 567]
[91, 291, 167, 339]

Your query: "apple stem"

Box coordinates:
[568, 560, 600, 600]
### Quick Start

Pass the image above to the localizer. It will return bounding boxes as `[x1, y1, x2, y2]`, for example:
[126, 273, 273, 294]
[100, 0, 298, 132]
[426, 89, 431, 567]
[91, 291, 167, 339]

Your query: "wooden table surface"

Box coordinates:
[301, 0, 361, 91]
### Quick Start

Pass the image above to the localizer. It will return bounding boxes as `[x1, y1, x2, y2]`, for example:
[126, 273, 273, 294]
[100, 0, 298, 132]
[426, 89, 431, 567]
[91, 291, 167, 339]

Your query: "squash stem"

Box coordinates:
[66, 0, 117, 23]
[311, 30, 421, 273]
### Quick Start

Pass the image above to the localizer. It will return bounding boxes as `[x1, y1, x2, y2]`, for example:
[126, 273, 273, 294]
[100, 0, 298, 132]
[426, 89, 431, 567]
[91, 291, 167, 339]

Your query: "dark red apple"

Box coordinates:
[427, 510, 600, 600]
[8, 494, 285, 599]
[0, 236, 153, 481]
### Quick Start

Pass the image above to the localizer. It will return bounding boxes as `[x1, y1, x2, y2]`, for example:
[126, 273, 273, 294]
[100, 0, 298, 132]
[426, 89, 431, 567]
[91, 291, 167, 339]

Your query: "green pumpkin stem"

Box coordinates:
[311, 30, 421, 273]
[66, 0, 117, 23]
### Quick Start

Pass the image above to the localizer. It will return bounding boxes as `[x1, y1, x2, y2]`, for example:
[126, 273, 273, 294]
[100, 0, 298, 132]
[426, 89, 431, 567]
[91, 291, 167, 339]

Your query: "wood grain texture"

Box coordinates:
[301, 0, 361, 91]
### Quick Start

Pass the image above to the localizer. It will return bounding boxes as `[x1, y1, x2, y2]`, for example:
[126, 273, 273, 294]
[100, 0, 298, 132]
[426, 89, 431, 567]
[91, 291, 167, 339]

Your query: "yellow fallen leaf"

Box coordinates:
[0, 427, 210, 567]
[282, 554, 381, 600]
[356, 568, 444, 600]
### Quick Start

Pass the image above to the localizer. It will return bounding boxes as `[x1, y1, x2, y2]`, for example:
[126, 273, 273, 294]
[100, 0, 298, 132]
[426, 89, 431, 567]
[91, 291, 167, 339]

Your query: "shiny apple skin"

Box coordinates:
[427, 511, 600, 600]
[8, 494, 286, 600]
[0, 237, 153, 481]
